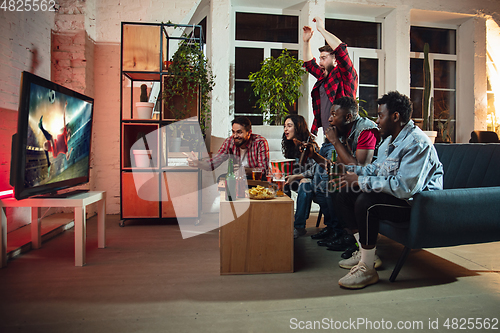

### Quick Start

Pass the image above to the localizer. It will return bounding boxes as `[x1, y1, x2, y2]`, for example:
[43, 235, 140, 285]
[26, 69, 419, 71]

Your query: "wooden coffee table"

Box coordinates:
[219, 194, 293, 274]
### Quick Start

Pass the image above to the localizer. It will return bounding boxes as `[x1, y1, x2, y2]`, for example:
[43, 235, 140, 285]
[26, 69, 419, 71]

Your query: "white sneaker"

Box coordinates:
[338, 250, 382, 269]
[338, 262, 379, 289]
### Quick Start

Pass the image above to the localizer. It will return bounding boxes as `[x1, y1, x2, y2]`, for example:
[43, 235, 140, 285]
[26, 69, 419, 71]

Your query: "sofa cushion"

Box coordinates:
[435, 143, 500, 189]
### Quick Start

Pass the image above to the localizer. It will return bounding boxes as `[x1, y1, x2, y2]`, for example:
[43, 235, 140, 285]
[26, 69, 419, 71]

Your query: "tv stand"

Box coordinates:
[0, 191, 106, 268]
[33, 189, 90, 199]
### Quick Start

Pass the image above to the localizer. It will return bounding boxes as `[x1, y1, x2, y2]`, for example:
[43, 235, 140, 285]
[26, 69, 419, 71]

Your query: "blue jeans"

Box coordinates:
[294, 181, 314, 229]
[314, 189, 342, 233]
[293, 141, 341, 232]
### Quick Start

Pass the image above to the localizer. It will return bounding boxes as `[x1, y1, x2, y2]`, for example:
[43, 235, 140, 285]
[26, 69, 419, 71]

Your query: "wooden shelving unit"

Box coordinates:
[119, 22, 203, 225]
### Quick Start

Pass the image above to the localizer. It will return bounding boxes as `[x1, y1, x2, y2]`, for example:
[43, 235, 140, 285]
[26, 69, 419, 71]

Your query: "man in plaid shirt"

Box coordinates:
[301, 17, 358, 240]
[185, 116, 269, 178]
[303, 17, 358, 136]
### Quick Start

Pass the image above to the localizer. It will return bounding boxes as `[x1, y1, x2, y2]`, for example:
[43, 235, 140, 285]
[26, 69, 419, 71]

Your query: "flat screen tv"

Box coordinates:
[10, 71, 94, 200]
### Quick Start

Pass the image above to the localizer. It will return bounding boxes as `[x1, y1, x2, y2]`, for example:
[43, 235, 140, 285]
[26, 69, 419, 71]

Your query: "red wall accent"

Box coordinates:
[0, 107, 18, 191]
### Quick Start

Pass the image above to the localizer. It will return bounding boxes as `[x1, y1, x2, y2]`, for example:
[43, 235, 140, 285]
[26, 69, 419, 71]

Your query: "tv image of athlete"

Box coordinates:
[38, 102, 73, 175]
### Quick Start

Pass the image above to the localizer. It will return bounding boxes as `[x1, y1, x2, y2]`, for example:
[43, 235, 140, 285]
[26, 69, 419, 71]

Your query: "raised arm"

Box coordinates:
[302, 25, 314, 62]
[313, 17, 342, 51]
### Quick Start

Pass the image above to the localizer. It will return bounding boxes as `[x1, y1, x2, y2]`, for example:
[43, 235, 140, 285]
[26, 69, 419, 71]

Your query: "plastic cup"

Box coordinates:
[274, 178, 285, 196]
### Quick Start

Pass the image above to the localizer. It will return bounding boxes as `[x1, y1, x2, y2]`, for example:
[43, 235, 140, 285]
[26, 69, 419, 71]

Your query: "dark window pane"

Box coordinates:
[235, 81, 260, 115]
[271, 49, 299, 59]
[410, 26, 456, 54]
[235, 47, 263, 79]
[325, 19, 381, 49]
[236, 12, 298, 43]
[434, 90, 455, 120]
[245, 115, 264, 126]
[434, 60, 456, 89]
[410, 88, 423, 119]
[193, 17, 207, 44]
[359, 58, 378, 85]
[359, 87, 379, 118]
[487, 77, 492, 91]
[410, 58, 424, 87]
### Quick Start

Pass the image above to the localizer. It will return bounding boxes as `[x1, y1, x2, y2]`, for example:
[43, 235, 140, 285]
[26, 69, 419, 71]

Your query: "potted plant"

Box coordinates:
[136, 84, 154, 119]
[249, 50, 306, 125]
[163, 37, 215, 140]
[422, 43, 437, 143]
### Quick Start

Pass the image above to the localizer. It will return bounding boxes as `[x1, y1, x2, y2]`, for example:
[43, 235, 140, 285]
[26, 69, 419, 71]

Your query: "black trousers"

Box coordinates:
[335, 190, 411, 246]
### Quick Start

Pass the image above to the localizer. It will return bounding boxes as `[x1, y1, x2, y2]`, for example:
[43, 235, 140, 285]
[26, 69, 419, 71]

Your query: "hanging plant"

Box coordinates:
[249, 50, 306, 125]
[163, 36, 215, 136]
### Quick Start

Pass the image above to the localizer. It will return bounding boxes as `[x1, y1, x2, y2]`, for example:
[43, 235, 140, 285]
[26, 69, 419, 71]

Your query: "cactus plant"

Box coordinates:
[422, 43, 434, 131]
[140, 84, 148, 102]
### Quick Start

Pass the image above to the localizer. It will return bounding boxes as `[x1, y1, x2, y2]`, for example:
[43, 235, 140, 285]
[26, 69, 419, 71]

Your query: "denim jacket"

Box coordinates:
[346, 116, 379, 158]
[349, 120, 444, 201]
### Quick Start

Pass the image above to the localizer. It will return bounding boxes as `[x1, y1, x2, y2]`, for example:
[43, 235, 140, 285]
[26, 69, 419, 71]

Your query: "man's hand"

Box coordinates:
[285, 174, 303, 185]
[313, 17, 325, 31]
[302, 25, 313, 43]
[341, 171, 359, 187]
[325, 126, 340, 145]
[183, 151, 199, 168]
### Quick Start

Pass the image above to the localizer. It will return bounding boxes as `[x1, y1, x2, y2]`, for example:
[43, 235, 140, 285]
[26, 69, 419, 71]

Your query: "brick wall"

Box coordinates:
[0, 10, 55, 232]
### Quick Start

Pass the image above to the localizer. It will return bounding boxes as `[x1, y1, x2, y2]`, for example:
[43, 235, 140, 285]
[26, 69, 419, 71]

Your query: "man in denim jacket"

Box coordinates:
[334, 91, 443, 289]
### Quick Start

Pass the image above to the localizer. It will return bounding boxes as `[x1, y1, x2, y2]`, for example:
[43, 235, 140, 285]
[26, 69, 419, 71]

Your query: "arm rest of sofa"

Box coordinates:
[405, 187, 500, 248]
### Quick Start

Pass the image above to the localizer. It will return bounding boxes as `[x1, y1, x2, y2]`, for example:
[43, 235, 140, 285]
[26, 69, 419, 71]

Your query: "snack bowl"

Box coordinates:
[246, 185, 276, 200]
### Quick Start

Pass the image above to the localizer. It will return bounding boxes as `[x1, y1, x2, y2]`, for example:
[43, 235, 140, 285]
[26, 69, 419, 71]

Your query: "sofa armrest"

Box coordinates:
[406, 187, 500, 248]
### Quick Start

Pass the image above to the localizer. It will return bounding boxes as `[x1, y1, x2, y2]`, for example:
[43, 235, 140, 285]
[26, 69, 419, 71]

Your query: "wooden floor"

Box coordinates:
[1, 213, 499, 333]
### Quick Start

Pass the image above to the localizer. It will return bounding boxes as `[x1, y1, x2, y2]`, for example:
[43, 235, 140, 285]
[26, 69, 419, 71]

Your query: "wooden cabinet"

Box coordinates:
[120, 22, 203, 223]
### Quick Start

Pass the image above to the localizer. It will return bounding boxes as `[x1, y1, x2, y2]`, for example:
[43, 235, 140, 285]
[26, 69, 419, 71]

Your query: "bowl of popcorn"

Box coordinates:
[246, 185, 276, 200]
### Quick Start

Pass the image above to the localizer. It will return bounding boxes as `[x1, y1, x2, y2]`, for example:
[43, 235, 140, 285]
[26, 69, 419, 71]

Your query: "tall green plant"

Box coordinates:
[163, 38, 215, 136]
[249, 50, 306, 125]
[422, 43, 434, 131]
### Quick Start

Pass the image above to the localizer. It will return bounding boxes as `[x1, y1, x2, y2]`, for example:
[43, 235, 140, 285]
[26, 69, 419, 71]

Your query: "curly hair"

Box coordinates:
[281, 114, 312, 159]
[377, 91, 413, 124]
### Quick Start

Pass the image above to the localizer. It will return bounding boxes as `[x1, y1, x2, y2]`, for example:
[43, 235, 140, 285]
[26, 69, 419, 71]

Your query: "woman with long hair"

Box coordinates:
[280, 114, 316, 196]
[282, 114, 311, 160]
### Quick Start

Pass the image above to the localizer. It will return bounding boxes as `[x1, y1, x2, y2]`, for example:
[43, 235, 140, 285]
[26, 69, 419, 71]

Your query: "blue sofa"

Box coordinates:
[379, 143, 500, 281]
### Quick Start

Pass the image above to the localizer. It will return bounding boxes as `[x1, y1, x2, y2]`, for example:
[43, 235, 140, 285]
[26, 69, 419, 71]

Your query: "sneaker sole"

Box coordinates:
[339, 258, 383, 270]
[338, 274, 379, 289]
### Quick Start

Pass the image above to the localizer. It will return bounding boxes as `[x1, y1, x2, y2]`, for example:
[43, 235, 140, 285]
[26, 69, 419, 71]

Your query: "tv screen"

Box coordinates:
[10, 71, 94, 200]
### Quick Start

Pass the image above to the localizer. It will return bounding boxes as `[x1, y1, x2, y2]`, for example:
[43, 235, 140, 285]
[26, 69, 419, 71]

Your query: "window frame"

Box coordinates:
[233, 8, 301, 124]
[410, 23, 458, 142]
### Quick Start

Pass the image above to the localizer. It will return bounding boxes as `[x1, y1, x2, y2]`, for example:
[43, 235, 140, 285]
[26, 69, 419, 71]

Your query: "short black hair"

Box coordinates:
[333, 97, 358, 118]
[231, 116, 252, 132]
[377, 91, 413, 124]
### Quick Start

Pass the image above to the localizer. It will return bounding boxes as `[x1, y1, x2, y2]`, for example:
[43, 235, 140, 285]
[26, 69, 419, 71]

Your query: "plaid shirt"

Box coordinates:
[304, 43, 358, 135]
[206, 133, 270, 172]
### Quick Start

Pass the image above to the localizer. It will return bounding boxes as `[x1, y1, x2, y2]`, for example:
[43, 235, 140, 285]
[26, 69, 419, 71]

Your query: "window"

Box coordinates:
[234, 12, 300, 124]
[410, 26, 457, 143]
[233, 13, 383, 124]
[325, 19, 381, 49]
[326, 18, 383, 117]
[236, 12, 298, 43]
